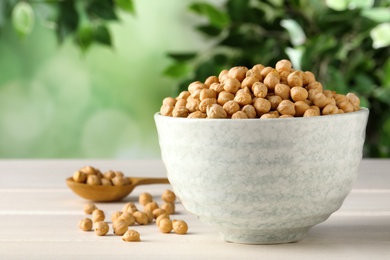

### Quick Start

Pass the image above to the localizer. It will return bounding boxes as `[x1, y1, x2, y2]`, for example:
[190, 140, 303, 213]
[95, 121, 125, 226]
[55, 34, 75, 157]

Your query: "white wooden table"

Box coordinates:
[0, 159, 389, 259]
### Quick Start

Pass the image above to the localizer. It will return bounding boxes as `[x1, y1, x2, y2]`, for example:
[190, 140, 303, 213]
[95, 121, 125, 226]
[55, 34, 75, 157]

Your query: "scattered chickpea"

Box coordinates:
[113, 218, 128, 236]
[139, 192, 153, 206]
[152, 208, 167, 219]
[156, 213, 170, 227]
[122, 202, 138, 214]
[133, 211, 149, 225]
[122, 229, 141, 242]
[172, 220, 188, 235]
[94, 221, 109, 236]
[161, 202, 175, 215]
[79, 218, 93, 231]
[92, 209, 105, 223]
[162, 190, 176, 203]
[144, 210, 154, 223]
[144, 201, 159, 212]
[83, 203, 97, 214]
[111, 211, 122, 223]
[119, 212, 135, 226]
[158, 218, 173, 233]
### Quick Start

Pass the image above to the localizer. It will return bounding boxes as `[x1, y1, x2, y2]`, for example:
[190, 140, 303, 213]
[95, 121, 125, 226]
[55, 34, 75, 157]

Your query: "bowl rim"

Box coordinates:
[154, 107, 369, 122]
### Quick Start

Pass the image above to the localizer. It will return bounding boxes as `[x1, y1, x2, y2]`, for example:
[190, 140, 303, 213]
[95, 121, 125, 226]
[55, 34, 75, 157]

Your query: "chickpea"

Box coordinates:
[119, 212, 135, 226]
[111, 176, 130, 186]
[162, 97, 176, 106]
[144, 201, 159, 212]
[83, 203, 97, 214]
[144, 209, 154, 223]
[260, 66, 274, 77]
[303, 109, 318, 117]
[172, 220, 188, 235]
[337, 100, 354, 113]
[162, 190, 176, 203]
[94, 221, 109, 236]
[79, 218, 93, 231]
[279, 114, 294, 118]
[122, 202, 138, 214]
[160, 104, 174, 116]
[209, 82, 224, 93]
[200, 88, 217, 101]
[188, 81, 206, 94]
[266, 95, 282, 110]
[174, 99, 187, 108]
[80, 166, 97, 175]
[92, 209, 105, 223]
[305, 71, 316, 84]
[323, 90, 335, 98]
[322, 104, 339, 115]
[260, 112, 279, 119]
[158, 218, 173, 233]
[186, 97, 200, 113]
[246, 69, 262, 81]
[133, 211, 149, 225]
[252, 64, 265, 75]
[199, 98, 217, 113]
[206, 104, 227, 118]
[263, 72, 279, 90]
[86, 175, 101, 185]
[253, 98, 271, 116]
[275, 59, 292, 72]
[241, 105, 257, 118]
[218, 69, 229, 82]
[241, 76, 259, 89]
[188, 111, 207, 118]
[307, 81, 323, 92]
[290, 86, 308, 102]
[114, 171, 124, 178]
[251, 82, 267, 98]
[223, 77, 241, 94]
[204, 75, 219, 87]
[156, 213, 170, 227]
[346, 92, 360, 111]
[310, 105, 321, 115]
[274, 83, 290, 100]
[111, 211, 122, 223]
[287, 71, 303, 87]
[176, 91, 190, 100]
[161, 202, 176, 215]
[73, 170, 87, 183]
[234, 89, 252, 106]
[231, 111, 248, 119]
[228, 66, 248, 82]
[223, 100, 240, 116]
[191, 89, 202, 99]
[277, 100, 296, 116]
[294, 101, 311, 117]
[172, 106, 189, 118]
[311, 92, 331, 109]
[279, 70, 290, 84]
[103, 170, 115, 179]
[122, 229, 141, 242]
[138, 192, 153, 206]
[152, 208, 167, 219]
[217, 91, 235, 106]
[298, 71, 309, 86]
[113, 218, 128, 236]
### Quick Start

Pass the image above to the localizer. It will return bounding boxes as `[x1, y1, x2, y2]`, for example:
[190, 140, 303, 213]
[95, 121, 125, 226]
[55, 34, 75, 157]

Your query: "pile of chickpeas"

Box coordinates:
[72, 166, 130, 186]
[78, 169, 188, 242]
[160, 59, 360, 119]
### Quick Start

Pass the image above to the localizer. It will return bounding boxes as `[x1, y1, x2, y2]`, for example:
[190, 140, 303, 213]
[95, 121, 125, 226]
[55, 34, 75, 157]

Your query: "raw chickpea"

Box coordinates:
[275, 59, 292, 72]
[253, 98, 271, 116]
[200, 88, 217, 101]
[274, 83, 290, 100]
[160, 104, 174, 116]
[322, 104, 339, 115]
[290, 86, 308, 102]
[188, 111, 207, 118]
[263, 72, 279, 90]
[346, 92, 360, 111]
[191, 89, 202, 99]
[223, 77, 241, 94]
[133, 211, 149, 225]
[241, 105, 257, 118]
[119, 212, 135, 226]
[94, 221, 109, 236]
[86, 175, 101, 186]
[92, 209, 105, 223]
[122, 202, 138, 214]
[113, 219, 128, 236]
[172, 220, 188, 235]
[204, 75, 219, 87]
[279, 114, 294, 118]
[152, 208, 167, 219]
[172, 106, 189, 118]
[310, 105, 321, 115]
[303, 109, 318, 117]
[210, 82, 224, 93]
[277, 100, 296, 116]
[199, 98, 217, 113]
[298, 71, 309, 86]
[307, 81, 323, 92]
[122, 229, 141, 242]
[158, 218, 173, 233]
[217, 91, 235, 106]
[279, 70, 290, 84]
[79, 218, 93, 231]
[231, 111, 248, 119]
[260, 66, 274, 77]
[228, 66, 248, 82]
[161, 202, 176, 215]
[176, 91, 190, 100]
[323, 90, 335, 98]
[186, 97, 200, 113]
[114, 171, 124, 178]
[287, 71, 303, 87]
[144, 210, 154, 223]
[234, 89, 252, 106]
[337, 100, 354, 113]
[111, 211, 122, 223]
[218, 69, 229, 82]
[174, 99, 187, 108]
[83, 203, 97, 214]
[266, 95, 282, 110]
[206, 104, 228, 118]
[188, 81, 206, 94]
[223, 100, 240, 116]
[252, 82, 268, 98]
[305, 71, 316, 84]
[294, 101, 311, 117]
[308, 88, 319, 101]
[252, 64, 265, 75]
[241, 76, 259, 89]
[260, 112, 279, 119]
[80, 166, 97, 175]
[311, 92, 331, 109]
[144, 201, 159, 212]
[162, 97, 176, 106]
[162, 190, 176, 203]
[111, 176, 130, 186]
[246, 69, 262, 81]
[156, 213, 170, 227]
[103, 170, 115, 179]
[139, 192, 153, 206]
[73, 170, 87, 183]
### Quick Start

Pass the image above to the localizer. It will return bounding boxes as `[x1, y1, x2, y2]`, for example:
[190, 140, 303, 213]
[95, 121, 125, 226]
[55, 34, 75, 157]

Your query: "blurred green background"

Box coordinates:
[0, 0, 389, 158]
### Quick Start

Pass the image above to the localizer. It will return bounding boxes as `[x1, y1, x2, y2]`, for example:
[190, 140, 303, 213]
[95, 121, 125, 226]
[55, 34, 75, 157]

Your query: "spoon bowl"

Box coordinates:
[66, 176, 170, 202]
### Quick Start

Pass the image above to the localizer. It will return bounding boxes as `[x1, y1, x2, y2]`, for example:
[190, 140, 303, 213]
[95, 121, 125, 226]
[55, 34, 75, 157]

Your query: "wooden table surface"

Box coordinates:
[0, 159, 389, 259]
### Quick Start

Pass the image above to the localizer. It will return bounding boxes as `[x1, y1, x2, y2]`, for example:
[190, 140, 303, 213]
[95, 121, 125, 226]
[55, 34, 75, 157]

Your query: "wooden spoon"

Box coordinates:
[66, 177, 170, 202]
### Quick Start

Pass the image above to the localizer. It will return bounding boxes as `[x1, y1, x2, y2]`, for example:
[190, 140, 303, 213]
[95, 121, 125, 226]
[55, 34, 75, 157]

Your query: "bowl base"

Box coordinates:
[219, 226, 311, 244]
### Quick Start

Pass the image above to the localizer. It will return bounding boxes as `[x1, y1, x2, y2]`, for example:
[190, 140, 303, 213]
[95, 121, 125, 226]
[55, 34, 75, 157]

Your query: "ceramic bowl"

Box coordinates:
[154, 108, 369, 244]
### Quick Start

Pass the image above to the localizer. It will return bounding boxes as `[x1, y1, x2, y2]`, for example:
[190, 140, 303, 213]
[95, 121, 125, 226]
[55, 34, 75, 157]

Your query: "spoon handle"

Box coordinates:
[133, 177, 170, 186]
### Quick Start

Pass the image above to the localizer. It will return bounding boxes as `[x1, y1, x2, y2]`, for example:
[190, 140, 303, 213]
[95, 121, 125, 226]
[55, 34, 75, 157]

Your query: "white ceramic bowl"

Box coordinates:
[154, 108, 369, 244]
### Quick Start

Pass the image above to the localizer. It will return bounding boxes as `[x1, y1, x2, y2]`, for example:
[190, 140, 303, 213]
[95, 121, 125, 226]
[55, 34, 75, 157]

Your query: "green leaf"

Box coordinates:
[163, 62, 191, 78]
[326, 0, 348, 11]
[93, 25, 112, 46]
[227, 0, 250, 22]
[11, 1, 35, 37]
[370, 23, 390, 48]
[189, 3, 229, 29]
[167, 53, 197, 62]
[56, 0, 79, 43]
[114, 0, 135, 14]
[361, 8, 390, 23]
[75, 24, 93, 51]
[87, 0, 117, 20]
[196, 24, 222, 37]
[280, 19, 306, 46]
